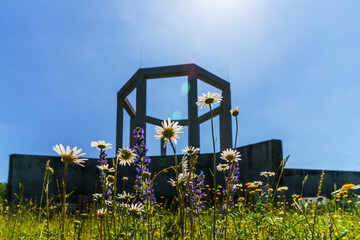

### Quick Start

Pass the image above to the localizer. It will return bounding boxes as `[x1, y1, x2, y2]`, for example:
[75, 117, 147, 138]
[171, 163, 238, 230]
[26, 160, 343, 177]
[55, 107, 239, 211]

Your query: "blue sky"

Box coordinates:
[0, 0, 359, 183]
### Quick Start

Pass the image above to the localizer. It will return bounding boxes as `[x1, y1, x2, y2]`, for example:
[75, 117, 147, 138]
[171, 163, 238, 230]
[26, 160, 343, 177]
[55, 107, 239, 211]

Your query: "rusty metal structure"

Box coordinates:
[116, 64, 232, 155]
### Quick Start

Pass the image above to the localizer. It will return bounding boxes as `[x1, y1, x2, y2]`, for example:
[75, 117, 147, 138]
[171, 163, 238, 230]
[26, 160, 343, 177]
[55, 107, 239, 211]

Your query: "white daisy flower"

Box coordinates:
[260, 171, 275, 177]
[97, 164, 115, 174]
[92, 193, 102, 201]
[246, 181, 262, 188]
[90, 140, 112, 150]
[96, 208, 107, 218]
[52, 144, 88, 167]
[155, 118, 184, 147]
[180, 155, 189, 173]
[220, 149, 241, 163]
[182, 146, 200, 155]
[196, 92, 223, 109]
[230, 106, 239, 117]
[216, 163, 229, 172]
[117, 146, 137, 166]
[168, 173, 196, 187]
[105, 199, 113, 206]
[233, 183, 243, 189]
[277, 186, 288, 192]
[117, 191, 135, 200]
[125, 203, 145, 214]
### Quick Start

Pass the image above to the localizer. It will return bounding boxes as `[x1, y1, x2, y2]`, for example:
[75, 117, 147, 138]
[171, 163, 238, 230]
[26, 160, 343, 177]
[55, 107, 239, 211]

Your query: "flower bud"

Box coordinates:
[107, 175, 115, 183]
[230, 106, 239, 117]
[45, 167, 54, 175]
[142, 172, 151, 179]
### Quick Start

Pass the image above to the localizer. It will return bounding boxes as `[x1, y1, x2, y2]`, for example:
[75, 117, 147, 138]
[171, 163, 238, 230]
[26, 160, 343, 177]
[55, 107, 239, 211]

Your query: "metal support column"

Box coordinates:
[220, 87, 232, 150]
[135, 74, 147, 136]
[116, 97, 124, 151]
[188, 68, 200, 148]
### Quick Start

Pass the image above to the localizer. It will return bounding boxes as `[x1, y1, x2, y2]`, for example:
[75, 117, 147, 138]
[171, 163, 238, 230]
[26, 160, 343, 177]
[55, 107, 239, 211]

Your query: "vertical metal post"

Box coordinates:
[188, 69, 200, 148]
[130, 117, 136, 147]
[116, 96, 124, 151]
[220, 87, 232, 150]
[161, 138, 166, 156]
[135, 73, 147, 139]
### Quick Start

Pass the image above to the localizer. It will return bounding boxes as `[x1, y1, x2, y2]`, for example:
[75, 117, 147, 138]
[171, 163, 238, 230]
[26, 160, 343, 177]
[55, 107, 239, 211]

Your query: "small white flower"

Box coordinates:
[196, 92, 223, 109]
[182, 146, 200, 155]
[97, 208, 107, 218]
[105, 199, 112, 206]
[168, 173, 196, 187]
[233, 183, 243, 189]
[97, 164, 115, 173]
[52, 144, 88, 167]
[117, 191, 135, 200]
[220, 149, 241, 163]
[277, 186, 288, 192]
[180, 155, 189, 173]
[230, 106, 239, 117]
[93, 193, 102, 201]
[117, 146, 137, 166]
[124, 203, 145, 214]
[260, 171, 275, 177]
[155, 118, 184, 147]
[216, 163, 229, 172]
[253, 181, 263, 187]
[90, 140, 112, 150]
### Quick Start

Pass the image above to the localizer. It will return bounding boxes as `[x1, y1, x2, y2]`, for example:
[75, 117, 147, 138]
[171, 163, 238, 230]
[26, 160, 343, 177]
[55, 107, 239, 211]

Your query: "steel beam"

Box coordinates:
[220, 87, 232, 150]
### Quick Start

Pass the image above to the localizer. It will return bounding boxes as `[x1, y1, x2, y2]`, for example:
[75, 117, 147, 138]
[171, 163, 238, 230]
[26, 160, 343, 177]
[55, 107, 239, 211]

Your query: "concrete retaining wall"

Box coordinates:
[6, 139, 283, 204]
[283, 168, 360, 197]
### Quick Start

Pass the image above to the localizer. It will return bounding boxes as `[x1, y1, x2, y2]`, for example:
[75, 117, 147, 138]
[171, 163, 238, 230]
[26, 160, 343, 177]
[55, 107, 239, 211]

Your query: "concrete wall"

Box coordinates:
[6, 139, 283, 204]
[283, 168, 360, 197]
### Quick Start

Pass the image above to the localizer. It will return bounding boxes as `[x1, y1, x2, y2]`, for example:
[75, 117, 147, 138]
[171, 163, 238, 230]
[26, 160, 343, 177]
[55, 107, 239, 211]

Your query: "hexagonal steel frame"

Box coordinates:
[116, 63, 232, 155]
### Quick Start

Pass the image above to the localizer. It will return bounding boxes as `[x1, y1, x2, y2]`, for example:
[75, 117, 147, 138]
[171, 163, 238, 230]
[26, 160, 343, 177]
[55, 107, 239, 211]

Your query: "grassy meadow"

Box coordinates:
[1, 93, 359, 239]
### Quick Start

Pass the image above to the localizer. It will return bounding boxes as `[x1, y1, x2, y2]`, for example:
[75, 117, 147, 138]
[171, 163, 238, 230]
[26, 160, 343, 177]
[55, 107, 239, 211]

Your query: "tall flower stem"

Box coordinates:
[234, 116, 238, 149]
[209, 105, 217, 240]
[38, 170, 47, 220]
[99, 149, 107, 208]
[170, 140, 184, 240]
[61, 163, 68, 240]
[45, 172, 52, 240]
[112, 157, 119, 237]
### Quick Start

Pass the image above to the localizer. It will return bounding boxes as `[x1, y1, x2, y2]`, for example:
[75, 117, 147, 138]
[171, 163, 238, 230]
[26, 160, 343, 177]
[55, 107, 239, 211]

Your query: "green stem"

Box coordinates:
[112, 157, 118, 237]
[38, 171, 47, 220]
[61, 163, 68, 240]
[169, 140, 184, 240]
[234, 116, 238, 149]
[209, 105, 217, 240]
[46, 176, 50, 240]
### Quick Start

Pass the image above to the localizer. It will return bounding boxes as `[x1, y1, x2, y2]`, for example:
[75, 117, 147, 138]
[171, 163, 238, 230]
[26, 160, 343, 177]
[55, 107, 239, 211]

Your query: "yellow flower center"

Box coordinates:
[121, 150, 131, 160]
[97, 144, 106, 149]
[205, 98, 214, 104]
[225, 154, 235, 161]
[129, 209, 138, 214]
[61, 154, 76, 164]
[162, 128, 175, 139]
[187, 150, 194, 154]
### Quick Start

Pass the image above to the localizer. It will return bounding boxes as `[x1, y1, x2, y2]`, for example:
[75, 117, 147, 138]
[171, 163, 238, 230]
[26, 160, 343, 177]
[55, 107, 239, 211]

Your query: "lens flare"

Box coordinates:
[172, 111, 182, 120]
[181, 81, 190, 95]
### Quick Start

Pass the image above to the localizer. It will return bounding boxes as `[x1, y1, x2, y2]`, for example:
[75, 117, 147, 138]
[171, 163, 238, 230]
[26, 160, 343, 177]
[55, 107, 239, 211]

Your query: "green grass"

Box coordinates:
[1, 182, 360, 239]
